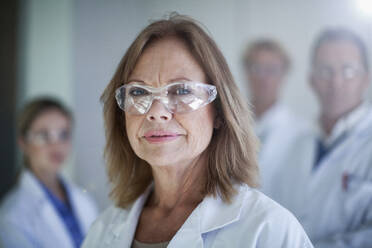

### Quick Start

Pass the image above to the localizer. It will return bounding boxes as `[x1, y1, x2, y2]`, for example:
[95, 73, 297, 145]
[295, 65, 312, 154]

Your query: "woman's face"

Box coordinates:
[21, 109, 72, 176]
[125, 37, 215, 168]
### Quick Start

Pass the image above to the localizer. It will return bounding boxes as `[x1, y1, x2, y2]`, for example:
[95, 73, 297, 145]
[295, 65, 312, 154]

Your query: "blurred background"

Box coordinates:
[2, 0, 372, 210]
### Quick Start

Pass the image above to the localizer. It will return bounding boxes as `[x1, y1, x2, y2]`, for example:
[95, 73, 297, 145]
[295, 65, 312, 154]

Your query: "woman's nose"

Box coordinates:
[146, 100, 172, 122]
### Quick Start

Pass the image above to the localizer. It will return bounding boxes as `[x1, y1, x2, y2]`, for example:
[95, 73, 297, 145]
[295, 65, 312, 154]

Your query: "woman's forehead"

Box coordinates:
[129, 37, 206, 85]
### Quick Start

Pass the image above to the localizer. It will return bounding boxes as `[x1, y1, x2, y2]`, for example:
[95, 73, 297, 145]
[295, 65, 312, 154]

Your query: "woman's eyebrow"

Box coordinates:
[127, 77, 193, 84]
[126, 79, 146, 84]
[168, 77, 192, 83]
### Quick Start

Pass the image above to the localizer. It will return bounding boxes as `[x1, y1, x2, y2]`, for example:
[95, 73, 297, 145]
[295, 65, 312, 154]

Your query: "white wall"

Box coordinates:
[21, 0, 372, 209]
[18, 0, 75, 178]
[20, 0, 74, 103]
[73, 0, 148, 209]
[235, 0, 372, 119]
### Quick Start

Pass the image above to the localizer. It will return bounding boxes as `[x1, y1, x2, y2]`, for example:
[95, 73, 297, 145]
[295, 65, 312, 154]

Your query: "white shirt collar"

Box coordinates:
[319, 102, 369, 147]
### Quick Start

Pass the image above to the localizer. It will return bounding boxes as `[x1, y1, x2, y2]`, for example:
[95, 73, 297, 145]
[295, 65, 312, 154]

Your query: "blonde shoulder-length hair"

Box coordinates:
[102, 14, 259, 208]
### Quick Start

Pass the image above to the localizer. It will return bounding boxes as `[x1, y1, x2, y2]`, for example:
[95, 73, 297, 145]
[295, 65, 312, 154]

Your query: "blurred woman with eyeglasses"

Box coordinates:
[0, 97, 98, 248]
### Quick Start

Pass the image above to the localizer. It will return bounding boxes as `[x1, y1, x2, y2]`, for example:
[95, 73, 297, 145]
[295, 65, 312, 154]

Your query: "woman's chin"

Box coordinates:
[145, 158, 179, 168]
[138, 147, 184, 165]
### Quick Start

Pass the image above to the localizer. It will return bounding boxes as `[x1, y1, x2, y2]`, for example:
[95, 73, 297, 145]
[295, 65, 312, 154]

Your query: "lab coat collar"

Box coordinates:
[62, 175, 96, 234]
[106, 183, 248, 248]
[255, 102, 286, 136]
[169, 184, 248, 247]
[21, 170, 75, 248]
[21, 170, 49, 206]
[198, 184, 247, 234]
[318, 102, 369, 147]
[107, 184, 153, 248]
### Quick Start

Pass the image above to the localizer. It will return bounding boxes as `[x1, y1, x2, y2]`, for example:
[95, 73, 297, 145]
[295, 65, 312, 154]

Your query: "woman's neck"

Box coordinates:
[149, 155, 207, 210]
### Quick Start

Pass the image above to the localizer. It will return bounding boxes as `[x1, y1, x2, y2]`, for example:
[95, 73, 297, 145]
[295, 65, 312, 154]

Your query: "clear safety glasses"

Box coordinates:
[312, 64, 365, 81]
[115, 81, 217, 115]
[27, 129, 71, 146]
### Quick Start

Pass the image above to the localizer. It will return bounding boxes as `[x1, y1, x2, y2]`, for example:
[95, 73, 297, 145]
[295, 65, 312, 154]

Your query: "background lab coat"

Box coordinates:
[255, 103, 309, 197]
[82, 184, 313, 248]
[0, 170, 98, 248]
[271, 106, 372, 248]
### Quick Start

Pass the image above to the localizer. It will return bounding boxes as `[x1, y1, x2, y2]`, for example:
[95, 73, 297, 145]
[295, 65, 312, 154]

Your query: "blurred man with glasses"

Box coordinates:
[275, 28, 372, 248]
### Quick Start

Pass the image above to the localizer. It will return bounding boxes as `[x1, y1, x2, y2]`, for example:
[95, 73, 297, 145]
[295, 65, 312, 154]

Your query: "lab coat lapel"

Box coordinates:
[167, 203, 203, 248]
[107, 186, 152, 248]
[307, 107, 372, 202]
[308, 119, 363, 195]
[277, 133, 314, 219]
[39, 201, 75, 248]
[199, 186, 245, 234]
[68, 184, 88, 233]
[65, 180, 96, 234]
[23, 171, 74, 248]
[168, 185, 247, 248]
[105, 184, 245, 248]
[309, 105, 372, 193]
[307, 141, 346, 203]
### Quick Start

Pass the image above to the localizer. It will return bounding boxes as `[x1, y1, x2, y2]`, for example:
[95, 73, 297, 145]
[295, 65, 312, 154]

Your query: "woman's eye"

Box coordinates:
[129, 88, 148, 96]
[174, 87, 191, 95]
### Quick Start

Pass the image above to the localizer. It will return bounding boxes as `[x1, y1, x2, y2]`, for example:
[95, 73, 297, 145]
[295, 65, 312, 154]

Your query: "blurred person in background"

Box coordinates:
[82, 14, 313, 248]
[242, 39, 308, 197]
[0, 97, 98, 248]
[274, 28, 372, 247]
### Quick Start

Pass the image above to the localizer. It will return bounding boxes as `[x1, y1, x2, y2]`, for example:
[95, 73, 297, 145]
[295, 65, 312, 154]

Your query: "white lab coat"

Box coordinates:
[255, 103, 309, 197]
[272, 105, 372, 248]
[0, 170, 98, 248]
[82, 184, 313, 248]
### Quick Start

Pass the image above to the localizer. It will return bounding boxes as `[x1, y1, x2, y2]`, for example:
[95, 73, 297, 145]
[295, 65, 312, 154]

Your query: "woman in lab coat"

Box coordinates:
[0, 98, 98, 248]
[82, 14, 313, 248]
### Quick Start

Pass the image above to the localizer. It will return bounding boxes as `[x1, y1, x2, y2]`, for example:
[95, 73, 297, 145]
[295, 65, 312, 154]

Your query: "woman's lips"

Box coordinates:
[143, 130, 182, 143]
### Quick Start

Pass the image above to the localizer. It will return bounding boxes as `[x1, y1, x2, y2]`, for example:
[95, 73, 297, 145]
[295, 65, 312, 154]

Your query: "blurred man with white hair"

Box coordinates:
[275, 28, 372, 247]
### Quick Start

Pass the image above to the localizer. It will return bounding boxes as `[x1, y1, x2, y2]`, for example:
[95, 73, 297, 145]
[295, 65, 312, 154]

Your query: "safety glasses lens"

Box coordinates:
[115, 82, 216, 115]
